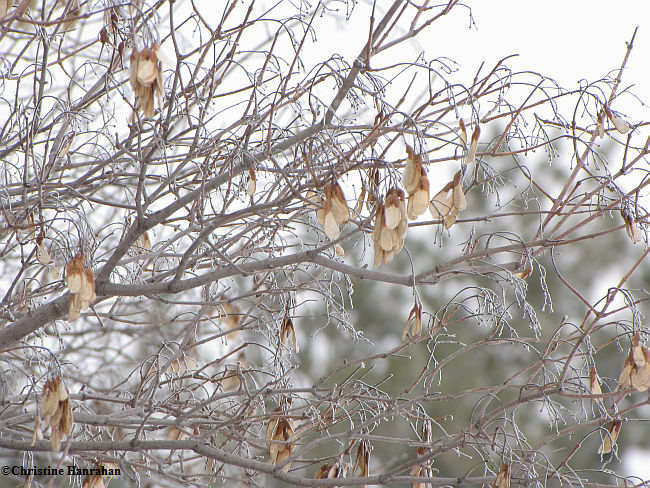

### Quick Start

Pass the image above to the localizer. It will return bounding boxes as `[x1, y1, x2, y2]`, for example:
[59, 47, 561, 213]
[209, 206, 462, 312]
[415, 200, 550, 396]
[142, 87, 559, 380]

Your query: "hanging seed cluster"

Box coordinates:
[372, 188, 408, 267]
[65, 253, 96, 321]
[129, 44, 163, 119]
[38, 377, 74, 451]
[315, 182, 351, 241]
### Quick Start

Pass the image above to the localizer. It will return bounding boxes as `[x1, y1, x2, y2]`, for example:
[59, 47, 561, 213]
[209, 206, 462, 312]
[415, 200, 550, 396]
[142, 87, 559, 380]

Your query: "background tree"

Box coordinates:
[0, 1, 649, 487]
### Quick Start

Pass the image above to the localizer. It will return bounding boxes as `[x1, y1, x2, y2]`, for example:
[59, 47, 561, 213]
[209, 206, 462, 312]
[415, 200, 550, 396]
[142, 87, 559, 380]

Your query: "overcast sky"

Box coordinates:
[427, 2, 649, 119]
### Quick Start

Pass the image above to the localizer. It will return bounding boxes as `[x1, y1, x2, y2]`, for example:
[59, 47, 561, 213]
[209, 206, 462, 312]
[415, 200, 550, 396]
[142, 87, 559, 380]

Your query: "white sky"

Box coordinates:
[426, 2, 649, 119]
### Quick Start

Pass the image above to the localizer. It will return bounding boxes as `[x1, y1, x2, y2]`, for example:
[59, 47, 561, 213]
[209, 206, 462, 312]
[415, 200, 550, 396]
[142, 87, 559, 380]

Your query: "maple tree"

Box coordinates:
[0, 1, 649, 487]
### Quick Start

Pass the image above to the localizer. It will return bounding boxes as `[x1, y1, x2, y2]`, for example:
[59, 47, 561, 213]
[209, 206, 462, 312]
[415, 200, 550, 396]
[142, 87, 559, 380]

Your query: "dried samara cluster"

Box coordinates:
[372, 188, 408, 266]
[371, 145, 469, 267]
[266, 406, 294, 471]
[37, 377, 73, 451]
[410, 421, 434, 488]
[130, 44, 163, 119]
[617, 332, 650, 392]
[428, 170, 466, 229]
[309, 144, 473, 267]
[315, 182, 350, 241]
[65, 253, 96, 321]
[312, 440, 368, 485]
[404, 145, 431, 220]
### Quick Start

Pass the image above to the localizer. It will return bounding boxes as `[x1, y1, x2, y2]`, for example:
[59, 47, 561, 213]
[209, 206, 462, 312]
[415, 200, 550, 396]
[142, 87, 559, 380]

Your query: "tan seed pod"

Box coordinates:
[410, 464, 431, 488]
[61, 0, 82, 30]
[404, 145, 422, 195]
[429, 186, 454, 220]
[316, 206, 327, 227]
[136, 48, 158, 85]
[59, 399, 73, 436]
[631, 332, 646, 366]
[443, 207, 459, 229]
[407, 178, 430, 220]
[219, 302, 240, 329]
[130, 44, 163, 118]
[280, 315, 298, 352]
[65, 254, 85, 293]
[452, 171, 467, 211]
[458, 118, 468, 146]
[314, 463, 332, 480]
[354, 183, 367, 216]
[402, 304, 423, 341]
[384, 189, 404, 230]
[492, 463, 510, 488]
[80, 268, 96, 304]
[315, 463, 342, 484]
[267, 409, 294, 470]
[323, 211, 341, 240]
[316, 189, 343, 240]
[69, 293, 82, 321]
[379, 225, 398, 252]
[50, 405, 63, 434]
[46, 265, 62, 283]
[247, 168, 256, 198]
[329, 182, 350, 225]
[40, 378, 60, 423]
[617, 356, 633, 390]
[366, 168, 379, 209]
[129, 50, 141, 92]
[605, 107, 631, 134]
[355, 440, 370, 477]
[372, 204, 385, 244]
[589, 367, 602, 397]
[335, 244, 345, 257]
[621, 211, 642, 243]
[274, 447, 292, 471]
[466, 124, 480, 164]
[598, 420, 622, 454]
[56, 379, 69, 402]
[396, 213, 408, 242]
[220, 366, 242, 392]
[265, 408, 281, 444]
[630, 364, 650, 392]
[515, 265, 532, 280]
